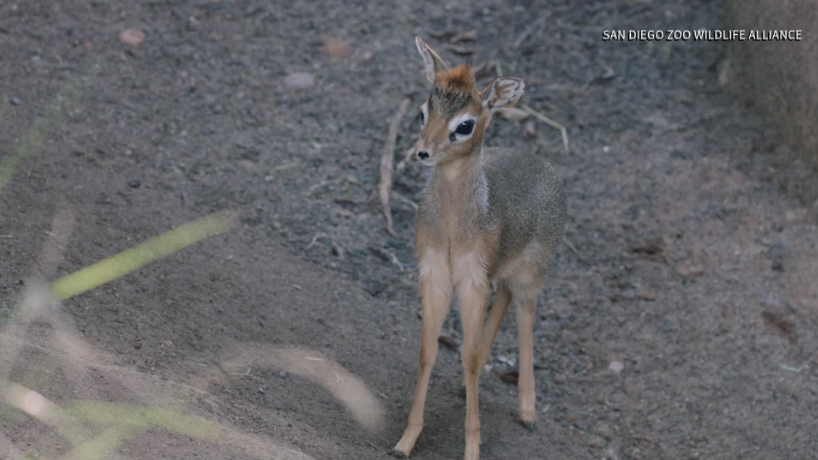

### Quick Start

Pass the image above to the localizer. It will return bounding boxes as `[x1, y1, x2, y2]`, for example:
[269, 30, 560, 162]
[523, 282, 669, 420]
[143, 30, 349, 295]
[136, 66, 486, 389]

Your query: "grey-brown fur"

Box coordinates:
[430, 86, 473, 119]
[417, 145, 567, 280]
[483, 146, 566, 277]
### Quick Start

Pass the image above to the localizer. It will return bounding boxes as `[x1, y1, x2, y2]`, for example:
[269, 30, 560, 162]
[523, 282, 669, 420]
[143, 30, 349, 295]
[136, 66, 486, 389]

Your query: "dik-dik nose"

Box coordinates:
[417, 150, 430, 160]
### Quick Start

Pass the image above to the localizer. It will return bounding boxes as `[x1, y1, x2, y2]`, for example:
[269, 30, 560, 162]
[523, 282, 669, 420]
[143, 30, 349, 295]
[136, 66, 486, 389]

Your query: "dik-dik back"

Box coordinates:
[481, 146, 566, 279]
[391, 37, 566, 460]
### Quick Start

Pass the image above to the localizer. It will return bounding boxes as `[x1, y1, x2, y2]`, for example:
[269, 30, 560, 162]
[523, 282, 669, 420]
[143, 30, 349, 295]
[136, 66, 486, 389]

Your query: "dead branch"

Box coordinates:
[392, 191, 418, 211]
[513, 16, 548, 50]
[395, 141, 418, 175]
[520, 103, 570, 155]
[379, 98, 411, 237]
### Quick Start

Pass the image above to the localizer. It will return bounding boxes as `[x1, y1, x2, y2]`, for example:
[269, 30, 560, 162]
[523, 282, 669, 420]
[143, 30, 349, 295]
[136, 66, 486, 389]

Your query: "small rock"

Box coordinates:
[500, 371, 519, 384]
[595, 423, 613, 440]
[128, 179, 141, 188]
[608, 360, 624, 373]
[284, 72, 315, 90]
[561, 330, 578, 343]
[554, 374, 567, 384]
[335, 208, 353, 218]
[357, 50, 374, 62]
[523, 120, 536, 139]
[9, 97, 20, 106]
[632, 237, 667, 256]
[671, 149, 690, 160]
[675, 262, 703, 279]
[588, 435, 606, 448]
[324, 38, 351, 58]
[119, 29, 146, 47]
[186, 16, 200, 30]
[438, 335, 459, 350]
[785, 209, 806, 224]
[636, 290, 656, 301]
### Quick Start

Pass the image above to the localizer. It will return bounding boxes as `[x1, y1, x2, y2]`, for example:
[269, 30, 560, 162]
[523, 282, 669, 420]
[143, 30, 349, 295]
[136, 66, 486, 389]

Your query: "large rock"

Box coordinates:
[721, 1, 818, 170]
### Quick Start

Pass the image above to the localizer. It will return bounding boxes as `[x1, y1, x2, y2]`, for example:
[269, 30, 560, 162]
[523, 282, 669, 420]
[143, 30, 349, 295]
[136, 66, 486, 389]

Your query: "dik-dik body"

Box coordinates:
[391, 38, 567, 460]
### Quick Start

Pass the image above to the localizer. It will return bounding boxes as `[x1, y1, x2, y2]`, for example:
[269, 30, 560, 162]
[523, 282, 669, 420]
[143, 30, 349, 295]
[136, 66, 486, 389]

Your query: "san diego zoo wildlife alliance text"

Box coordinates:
[602, 29, 803, 41]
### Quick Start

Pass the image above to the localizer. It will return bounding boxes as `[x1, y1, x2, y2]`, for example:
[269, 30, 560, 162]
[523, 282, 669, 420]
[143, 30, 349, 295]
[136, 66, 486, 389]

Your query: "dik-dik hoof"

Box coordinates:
[521, 420, 537, 432]
[389, 449, 408, 459]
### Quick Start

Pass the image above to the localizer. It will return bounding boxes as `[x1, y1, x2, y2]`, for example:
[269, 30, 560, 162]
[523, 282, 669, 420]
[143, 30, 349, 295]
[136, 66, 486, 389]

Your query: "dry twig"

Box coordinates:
[379, 98, 411, 237]
[392, 191, 418, 211]
[450, 30, 478, 43]
[395, 139, 418, 175]
[520, 103, 570, 155]
[563, 236, 589, 265]
[513, 16, 548, 50]
[305, 232, 323, 251]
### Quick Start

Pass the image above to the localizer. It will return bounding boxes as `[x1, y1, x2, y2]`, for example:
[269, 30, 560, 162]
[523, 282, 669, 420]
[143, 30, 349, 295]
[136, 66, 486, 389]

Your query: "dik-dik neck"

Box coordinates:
[435, 146, 484, 189]
[424, 147, 489, 226]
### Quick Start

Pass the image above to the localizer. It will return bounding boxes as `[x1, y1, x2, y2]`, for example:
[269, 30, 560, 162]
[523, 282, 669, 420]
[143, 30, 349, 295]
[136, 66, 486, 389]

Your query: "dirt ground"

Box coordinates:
[1, 0, 817, 459]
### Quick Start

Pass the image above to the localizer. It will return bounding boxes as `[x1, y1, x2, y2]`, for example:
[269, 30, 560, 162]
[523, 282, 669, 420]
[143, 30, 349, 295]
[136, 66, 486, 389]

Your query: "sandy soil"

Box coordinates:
[1, 1, 817, 459]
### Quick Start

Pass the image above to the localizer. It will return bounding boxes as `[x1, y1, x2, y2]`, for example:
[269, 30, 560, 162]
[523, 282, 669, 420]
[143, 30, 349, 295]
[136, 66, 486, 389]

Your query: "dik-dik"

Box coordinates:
[391, 38, 567, 460]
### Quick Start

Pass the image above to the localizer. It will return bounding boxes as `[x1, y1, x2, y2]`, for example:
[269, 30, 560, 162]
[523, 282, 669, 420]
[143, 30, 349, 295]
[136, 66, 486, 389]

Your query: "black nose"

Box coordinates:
[418, 150, 429, 160]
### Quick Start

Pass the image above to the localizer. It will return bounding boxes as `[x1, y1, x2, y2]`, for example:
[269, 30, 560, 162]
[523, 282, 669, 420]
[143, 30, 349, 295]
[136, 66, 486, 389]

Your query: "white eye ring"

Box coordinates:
[447, 113, 477, 143]
[419, 102, 429, 126]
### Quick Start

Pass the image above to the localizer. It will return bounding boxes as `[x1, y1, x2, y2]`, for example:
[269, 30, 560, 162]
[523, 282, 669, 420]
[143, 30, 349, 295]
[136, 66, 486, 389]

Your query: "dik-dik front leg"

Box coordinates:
[453, 252, 491, 460]
[391, 250, 452, 458]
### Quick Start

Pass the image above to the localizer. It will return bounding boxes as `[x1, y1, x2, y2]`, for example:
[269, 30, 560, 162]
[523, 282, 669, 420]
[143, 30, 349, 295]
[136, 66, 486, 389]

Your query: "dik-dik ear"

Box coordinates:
[415, 36, 449, 83]
[481, 77, 525, 111]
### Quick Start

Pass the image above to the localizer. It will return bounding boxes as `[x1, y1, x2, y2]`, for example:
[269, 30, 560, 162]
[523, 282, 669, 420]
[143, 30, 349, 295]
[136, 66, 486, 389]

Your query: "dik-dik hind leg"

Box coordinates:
[509, 271, 542, 430]
[454, 253, 491, 460]
[391, 252, 452, 458]
[477, 281, 511, 373]
[515, 297, 537, 430]
[461, 281, 511, 393]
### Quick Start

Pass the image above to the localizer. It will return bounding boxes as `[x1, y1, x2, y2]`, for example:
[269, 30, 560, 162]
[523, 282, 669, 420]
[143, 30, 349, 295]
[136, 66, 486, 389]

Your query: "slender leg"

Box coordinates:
[457, 277, 490, 460]
[391, 257, 452, 458]
[461, 282, 511, 392]
[477, 282, 511, 373]
[515, 297, 537, 430]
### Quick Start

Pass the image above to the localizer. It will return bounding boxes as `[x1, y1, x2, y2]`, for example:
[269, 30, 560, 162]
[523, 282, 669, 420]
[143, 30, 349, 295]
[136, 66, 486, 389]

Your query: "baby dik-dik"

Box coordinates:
[390, 38, 566, 460]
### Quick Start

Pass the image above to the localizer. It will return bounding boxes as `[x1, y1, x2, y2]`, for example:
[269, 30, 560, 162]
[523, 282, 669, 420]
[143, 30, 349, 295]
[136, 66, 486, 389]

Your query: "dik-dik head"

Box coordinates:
[413, 37, 525, 166]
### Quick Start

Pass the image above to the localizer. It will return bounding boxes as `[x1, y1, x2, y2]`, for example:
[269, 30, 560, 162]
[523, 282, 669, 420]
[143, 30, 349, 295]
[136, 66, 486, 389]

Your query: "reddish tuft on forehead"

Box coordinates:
[434, 63, 476, 92]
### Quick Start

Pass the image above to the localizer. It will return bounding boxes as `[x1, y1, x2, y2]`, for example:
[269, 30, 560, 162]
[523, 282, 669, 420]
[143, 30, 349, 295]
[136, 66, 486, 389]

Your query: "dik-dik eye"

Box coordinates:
[419, 102, 428, 126]
[447, 113, 477, 143]
[455, 120, 474, 135]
